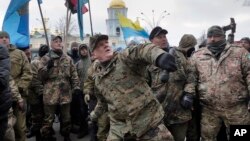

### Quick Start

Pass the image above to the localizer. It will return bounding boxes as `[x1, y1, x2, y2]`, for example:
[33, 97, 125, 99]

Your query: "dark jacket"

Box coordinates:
[0, 46, 12, 120]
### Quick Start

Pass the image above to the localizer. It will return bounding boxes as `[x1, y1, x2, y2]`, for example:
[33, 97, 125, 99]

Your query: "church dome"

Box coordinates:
[109, 0, 126, 8]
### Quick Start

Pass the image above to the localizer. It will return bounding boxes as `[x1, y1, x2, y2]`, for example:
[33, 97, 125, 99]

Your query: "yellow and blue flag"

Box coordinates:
[2, 0, 30, 48]
[118, 14, 149, 41]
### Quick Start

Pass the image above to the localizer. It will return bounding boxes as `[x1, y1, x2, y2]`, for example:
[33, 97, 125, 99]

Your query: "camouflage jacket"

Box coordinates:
[28, 58, 44, 104]
[8, 45, 32, 95]
[84, 44, 166, 137]
[147, 48, 193, 124]
[190, 44, 250, 109]
[9, 76, 23, 103]
[38, 50, 80, 105]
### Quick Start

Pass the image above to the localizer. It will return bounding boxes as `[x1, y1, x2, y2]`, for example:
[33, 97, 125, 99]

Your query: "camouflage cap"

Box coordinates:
[207, 25, 225, 37]
[89, 34, 108, 52]
[51, 35, 62, 41]
[0, 31, 10, 38]
[79, 43, 88, 49]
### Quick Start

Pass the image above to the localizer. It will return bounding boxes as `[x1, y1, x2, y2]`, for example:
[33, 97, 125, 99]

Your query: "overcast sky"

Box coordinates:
[0, 0, 250, 45]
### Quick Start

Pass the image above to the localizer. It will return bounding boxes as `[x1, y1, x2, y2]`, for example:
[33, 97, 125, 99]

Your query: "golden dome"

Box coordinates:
[109, 0, 126, 8]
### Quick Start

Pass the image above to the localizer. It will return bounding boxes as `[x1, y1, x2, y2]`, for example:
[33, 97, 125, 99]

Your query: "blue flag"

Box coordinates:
[38, 0, 43, 4]
[2, 0, 30, 48]
[77, 0, 88, 40]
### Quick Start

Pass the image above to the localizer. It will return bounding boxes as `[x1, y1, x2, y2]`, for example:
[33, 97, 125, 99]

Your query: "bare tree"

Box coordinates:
[196, 30, 207, 48]
[55, 15, 77, 37]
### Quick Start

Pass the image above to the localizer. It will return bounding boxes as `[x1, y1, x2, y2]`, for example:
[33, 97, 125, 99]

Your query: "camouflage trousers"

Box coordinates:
[201, 104, 250, 141]
[29, 103, 44, 132]
[4, 108, 16, 141]
[13, 99, 27, 141]
[97, 112, 110, 141]
[166, 122, 189, 141]
[107, 123, 174, 141]
[40, 104, 71, 137]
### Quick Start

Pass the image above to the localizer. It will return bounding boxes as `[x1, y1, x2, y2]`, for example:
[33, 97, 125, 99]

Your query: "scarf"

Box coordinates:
[207, 39, 226, 59]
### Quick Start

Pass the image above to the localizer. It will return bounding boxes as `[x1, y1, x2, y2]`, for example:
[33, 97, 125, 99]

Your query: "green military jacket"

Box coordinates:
[28, 58, 43, 104]
[147, 48, 193, 124]
[8, 45, 32, 95]
[9, 76, 23, 103]
[84, 44, 166, 137]
[38, 50, 80, 105]
[190, 44, 250, 109]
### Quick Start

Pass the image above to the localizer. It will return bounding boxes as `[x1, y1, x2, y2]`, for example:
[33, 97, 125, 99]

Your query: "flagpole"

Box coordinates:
[37, 0, 49, 47]
[88, 0, 94, 36]
[64, 6, 71, 53]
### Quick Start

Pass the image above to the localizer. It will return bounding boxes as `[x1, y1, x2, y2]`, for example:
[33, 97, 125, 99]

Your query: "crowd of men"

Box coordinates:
[0, 24, 250, 141]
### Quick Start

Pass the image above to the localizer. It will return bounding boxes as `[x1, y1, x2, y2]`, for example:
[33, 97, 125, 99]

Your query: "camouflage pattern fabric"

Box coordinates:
[107, 123, 173, 141]
[97, 112, 110, 141]
[190, 44, 250, 140]
[147, 48, 193, 141]
[85, 44, 173, 139]
[28, 58, 43, 104]
[38, 50, 80, 105]
[8, 45, 31, 141]
[4, 108, 16, 141]
[147, 48, 193, 124]
[8, 44, 32, 95]
[9, 77, 23, 104]
[41, 104, 71, 137]
[27, 58, 44, 131]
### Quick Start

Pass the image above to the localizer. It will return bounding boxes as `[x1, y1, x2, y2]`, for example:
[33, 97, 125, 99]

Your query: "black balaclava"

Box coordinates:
[207, 25, 227, 58]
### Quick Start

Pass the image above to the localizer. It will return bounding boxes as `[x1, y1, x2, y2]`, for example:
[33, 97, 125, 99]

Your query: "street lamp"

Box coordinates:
[138, 10, 170, 30]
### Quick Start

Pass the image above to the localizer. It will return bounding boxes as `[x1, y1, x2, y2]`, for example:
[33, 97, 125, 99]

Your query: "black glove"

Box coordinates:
[156, 53, 177, 72]
[180, 92, 194, 109]
[47, 59, 54, 70]
[73, 89, 82, 96]
[124, 133, 137, 141]
[18, 87, 24, 94]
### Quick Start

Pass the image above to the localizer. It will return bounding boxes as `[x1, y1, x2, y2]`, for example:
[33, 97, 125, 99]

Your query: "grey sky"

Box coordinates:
[0, 0, 250, 45]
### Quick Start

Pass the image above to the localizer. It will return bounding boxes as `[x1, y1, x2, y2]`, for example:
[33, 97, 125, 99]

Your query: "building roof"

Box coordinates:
[109, 0, 126, 8]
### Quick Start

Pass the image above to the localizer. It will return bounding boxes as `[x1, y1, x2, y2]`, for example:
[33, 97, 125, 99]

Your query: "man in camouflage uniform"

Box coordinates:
[176, 34, 201, 141]
[240, 37, 250, 52]
[0, 31, 32, 141]
[85, 59, 110, 141]
[85, 34, 177, 141]
[190, 25, 250, 141]
[26, 44, 49, 140]
[4, 77, 23, 141]
[84, 60, 99, 141]
[147, 27, 196, 141]
[38, 36, 80, 141]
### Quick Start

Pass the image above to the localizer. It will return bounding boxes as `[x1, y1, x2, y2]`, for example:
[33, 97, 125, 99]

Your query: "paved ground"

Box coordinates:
[28, 122, 90, 141]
